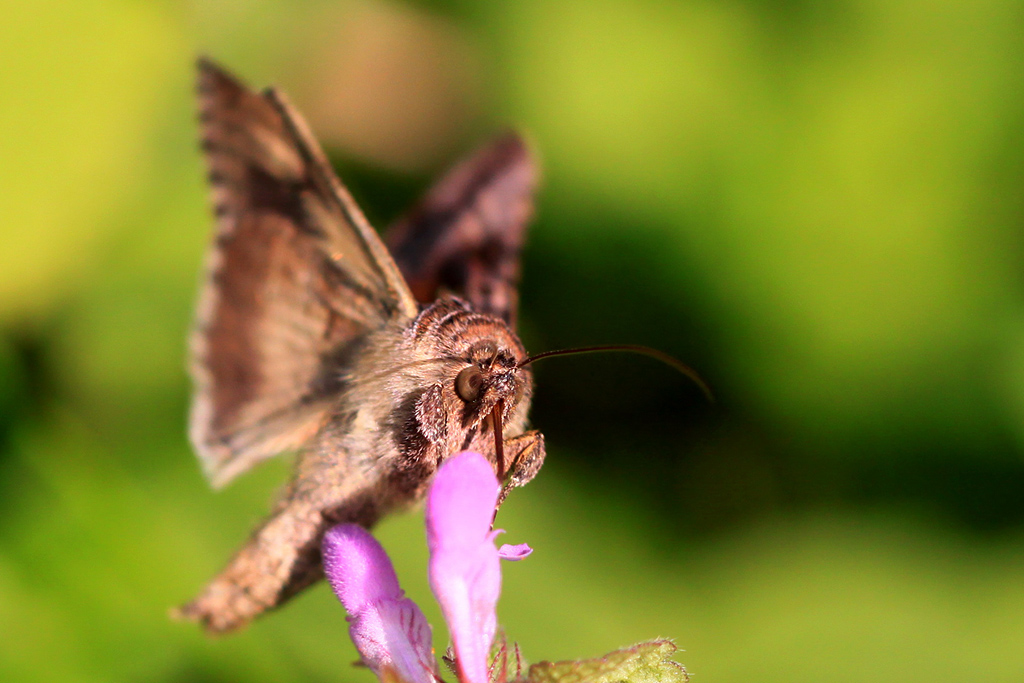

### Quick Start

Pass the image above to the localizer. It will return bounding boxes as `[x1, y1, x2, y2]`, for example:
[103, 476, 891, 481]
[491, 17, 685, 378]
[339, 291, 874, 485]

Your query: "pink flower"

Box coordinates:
[323, 525, 437, 683]
[324, 452, 532, 683]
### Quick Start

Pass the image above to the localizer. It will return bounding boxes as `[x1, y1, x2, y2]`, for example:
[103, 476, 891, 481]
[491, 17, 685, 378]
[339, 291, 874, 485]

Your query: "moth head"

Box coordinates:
[450, 337, 530, 428]
[411, 298, 532, 442]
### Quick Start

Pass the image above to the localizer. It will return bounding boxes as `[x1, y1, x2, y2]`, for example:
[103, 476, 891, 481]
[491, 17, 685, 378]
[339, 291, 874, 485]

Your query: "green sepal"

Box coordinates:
[489, 630, 527, 683]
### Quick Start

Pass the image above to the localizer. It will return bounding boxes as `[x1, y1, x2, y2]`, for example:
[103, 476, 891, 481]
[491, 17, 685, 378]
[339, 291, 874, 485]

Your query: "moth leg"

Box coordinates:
[497, 430, 545, 507]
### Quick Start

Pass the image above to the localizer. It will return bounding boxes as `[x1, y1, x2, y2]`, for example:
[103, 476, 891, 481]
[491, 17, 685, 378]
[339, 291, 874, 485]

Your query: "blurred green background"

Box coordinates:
[3, 0, 1024, 681]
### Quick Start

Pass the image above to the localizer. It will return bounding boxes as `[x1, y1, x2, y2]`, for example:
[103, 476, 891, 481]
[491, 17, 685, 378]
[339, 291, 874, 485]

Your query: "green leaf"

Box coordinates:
[525, 640, 688, 683]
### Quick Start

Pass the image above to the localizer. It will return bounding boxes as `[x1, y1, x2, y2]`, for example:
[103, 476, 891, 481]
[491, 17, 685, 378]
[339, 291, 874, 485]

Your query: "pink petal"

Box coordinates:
[425, 452, 502, 683]
[323, 525, 437, 683]
[323, 524, 401, 615]
[426, 452, 499, 556]
[497, 543, 533, 561]
[350, 599, 436, 683]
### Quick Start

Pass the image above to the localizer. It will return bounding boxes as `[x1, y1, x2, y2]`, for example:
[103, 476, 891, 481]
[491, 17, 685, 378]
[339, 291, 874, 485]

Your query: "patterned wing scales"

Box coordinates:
[190, 59, 416, 488]
[385, 133, 537, 326]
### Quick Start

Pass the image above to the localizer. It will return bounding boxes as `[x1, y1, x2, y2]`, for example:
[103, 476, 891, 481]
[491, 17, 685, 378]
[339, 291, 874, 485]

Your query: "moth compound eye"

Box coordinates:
[455, 366, 484, 403]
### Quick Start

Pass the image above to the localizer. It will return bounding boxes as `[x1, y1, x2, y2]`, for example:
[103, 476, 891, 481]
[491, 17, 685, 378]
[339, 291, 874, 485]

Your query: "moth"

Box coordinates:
[178, 59, 545, 633]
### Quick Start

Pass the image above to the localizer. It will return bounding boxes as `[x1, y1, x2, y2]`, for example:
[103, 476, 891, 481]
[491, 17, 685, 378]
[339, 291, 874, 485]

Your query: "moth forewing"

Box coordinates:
[189, 59, 416, 489]
[385, 132, 537, 326]
[264, 88, 418, 320]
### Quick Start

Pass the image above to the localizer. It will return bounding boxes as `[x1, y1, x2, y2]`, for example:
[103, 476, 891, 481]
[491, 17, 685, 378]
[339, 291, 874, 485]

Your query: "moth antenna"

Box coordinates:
[518, 344, 714, 403]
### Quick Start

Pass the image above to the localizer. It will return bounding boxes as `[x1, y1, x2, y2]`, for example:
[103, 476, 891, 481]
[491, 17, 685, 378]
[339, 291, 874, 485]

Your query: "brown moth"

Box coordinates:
[178, 59, 545, 633]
